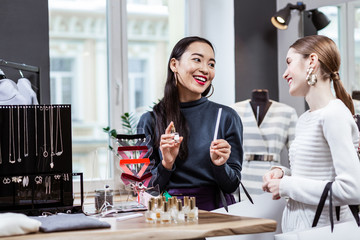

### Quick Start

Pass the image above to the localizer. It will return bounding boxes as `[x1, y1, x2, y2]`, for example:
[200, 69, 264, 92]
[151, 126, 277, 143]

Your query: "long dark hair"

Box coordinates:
[152, 36, 215, 160]
[290, 35, 354, 114]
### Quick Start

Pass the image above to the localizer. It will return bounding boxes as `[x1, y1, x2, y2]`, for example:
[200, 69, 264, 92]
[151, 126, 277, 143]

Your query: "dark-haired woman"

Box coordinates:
[262, 35, 360, 232]
[137, 36, 243, 211]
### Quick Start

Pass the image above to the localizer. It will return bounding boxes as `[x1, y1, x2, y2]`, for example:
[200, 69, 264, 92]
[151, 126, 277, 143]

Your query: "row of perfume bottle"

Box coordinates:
[145, 196, 198, 224]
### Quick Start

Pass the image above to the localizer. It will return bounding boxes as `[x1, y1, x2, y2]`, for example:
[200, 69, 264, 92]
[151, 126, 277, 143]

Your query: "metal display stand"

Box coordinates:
[0, 105, 83, 215]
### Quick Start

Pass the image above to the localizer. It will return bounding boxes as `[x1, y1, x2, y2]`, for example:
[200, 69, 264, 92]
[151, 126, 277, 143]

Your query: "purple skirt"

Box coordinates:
[167, 186, 235, 211]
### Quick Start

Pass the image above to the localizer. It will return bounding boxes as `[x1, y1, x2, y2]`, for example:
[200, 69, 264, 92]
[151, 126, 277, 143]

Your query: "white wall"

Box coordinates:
[186, 0, 235, 106]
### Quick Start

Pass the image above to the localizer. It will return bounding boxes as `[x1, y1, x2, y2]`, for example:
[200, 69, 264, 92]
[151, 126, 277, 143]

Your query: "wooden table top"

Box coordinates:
[2, 211, 277, 240]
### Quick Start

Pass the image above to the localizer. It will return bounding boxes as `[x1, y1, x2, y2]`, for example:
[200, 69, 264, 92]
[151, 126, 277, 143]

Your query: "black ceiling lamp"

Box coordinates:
[307, 9, 331, 31]
[271, 2, 306, 30]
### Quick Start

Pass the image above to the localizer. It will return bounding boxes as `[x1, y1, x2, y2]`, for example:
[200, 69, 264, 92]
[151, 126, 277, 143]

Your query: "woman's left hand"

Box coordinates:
[210, 139, 231, 166]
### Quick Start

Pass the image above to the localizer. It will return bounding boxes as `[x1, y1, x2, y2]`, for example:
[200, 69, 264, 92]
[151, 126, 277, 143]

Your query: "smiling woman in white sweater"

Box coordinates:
[262, 35, 360, 233]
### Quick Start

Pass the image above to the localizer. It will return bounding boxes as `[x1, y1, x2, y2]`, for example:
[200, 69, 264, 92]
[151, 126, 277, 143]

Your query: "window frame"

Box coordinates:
[69, 0, 189, 196]
[71, 0, 127, 195]
[103, 0, 128, 192]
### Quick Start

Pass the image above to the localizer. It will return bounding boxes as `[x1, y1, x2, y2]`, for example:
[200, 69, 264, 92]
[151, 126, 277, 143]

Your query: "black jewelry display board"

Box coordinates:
[0, 105, 81, 215]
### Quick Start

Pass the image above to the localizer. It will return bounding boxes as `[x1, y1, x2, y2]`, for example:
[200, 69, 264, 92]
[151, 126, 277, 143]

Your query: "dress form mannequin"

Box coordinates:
[232, 90, 298, 197]
[249, 89, 272, 126]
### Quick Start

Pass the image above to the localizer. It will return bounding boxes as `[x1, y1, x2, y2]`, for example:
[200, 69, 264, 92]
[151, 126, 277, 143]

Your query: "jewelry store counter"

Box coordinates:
[1, 211, 277, 240]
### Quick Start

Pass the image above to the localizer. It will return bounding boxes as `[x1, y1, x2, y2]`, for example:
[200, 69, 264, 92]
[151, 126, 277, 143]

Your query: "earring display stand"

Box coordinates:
[0, 105, 82, 215]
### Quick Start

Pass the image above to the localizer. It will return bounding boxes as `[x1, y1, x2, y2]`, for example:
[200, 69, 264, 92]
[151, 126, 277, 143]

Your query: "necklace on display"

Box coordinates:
[55, 106, 63, 156]
[9, 107, 10, 162]
[42, 105, 48, 158]
[9, 107, 15, 164]
[24, 107, 29, 157]
[35, 106, 38, 156]
[0, 132, 2, 165]
[17, 106, 21, 162]
[0, 107, 2, 164]
[0, 108, 2, 164]
[50, 106, 54, 169]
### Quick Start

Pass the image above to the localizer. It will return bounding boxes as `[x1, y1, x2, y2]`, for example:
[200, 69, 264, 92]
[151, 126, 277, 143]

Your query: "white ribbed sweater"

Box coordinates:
[279, 99, 360, 232]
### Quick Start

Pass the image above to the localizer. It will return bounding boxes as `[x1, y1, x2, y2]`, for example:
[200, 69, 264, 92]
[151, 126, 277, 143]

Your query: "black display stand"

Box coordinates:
[0, 105, 82, 215]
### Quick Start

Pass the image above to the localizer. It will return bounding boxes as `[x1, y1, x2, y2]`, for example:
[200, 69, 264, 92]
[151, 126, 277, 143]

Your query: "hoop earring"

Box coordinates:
[306, 67, 317, 86]
[206, 84, 214, 98]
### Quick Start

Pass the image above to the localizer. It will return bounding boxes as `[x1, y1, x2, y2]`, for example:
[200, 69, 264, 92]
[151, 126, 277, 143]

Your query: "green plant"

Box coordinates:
[102, 126, 117, 138]
[121, 112, 138, 135]
[103, 112, 142, 174]
[103, 112, 139, 151]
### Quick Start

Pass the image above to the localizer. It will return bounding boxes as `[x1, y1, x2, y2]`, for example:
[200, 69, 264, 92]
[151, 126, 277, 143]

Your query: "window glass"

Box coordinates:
[318, 6, 340, 46]
[317, 6, 343, 96]
[50, 58, 74, 112]
[49, 0, 185, 184]
[351, 3, 360, 114]
[49, 0, 109, 180]
[128, 59, 147, 111]
[126, 0, 185, 117]
[354, 6, 360, 91]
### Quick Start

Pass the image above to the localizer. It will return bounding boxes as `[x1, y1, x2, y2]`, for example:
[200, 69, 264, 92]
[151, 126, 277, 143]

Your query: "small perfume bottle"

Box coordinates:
[170, 197, 177, 221]
[171, 125, 180, 143]
[145, 200, 156, 223]
[183, 196, 190, 222]
[155, 198, 163, 223]
[176, 200, 185, 223]
[161, 202, 171, 224]
[151, 197, 156, 208]
[187, 197, 198, 222]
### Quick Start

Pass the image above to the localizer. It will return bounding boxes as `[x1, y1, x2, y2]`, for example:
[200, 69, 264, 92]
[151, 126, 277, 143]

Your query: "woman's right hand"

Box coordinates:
[262, 168, 284, 192]
[160, 122, 183, 170]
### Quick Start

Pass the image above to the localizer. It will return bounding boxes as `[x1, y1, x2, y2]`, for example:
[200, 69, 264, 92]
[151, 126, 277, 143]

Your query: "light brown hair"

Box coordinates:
[290, 35, 354, 115]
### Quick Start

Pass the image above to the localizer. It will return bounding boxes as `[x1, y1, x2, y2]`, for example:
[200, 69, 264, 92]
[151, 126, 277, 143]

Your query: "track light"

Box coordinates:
[271, 2, 306, 30]
[307, 9, 331, 31]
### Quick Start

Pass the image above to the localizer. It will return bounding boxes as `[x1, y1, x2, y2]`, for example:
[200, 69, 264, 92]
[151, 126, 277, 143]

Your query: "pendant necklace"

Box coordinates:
[24, 107, 29, 157]
[50, 106, 54, 169]
[0, 135, 2, 164]
[9, 107, 15, 164]
[35, 106, 38, 156]
[17, 106, 21, 162]
[9, 107, 11, 163]
[43, 105, 48, 158]
[55, 106, 63, 156]
[0, 107, 2, 164]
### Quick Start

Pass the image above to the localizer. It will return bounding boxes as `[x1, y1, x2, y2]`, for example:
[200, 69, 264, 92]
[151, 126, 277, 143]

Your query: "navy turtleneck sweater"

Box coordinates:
[137, 97, 243, 194]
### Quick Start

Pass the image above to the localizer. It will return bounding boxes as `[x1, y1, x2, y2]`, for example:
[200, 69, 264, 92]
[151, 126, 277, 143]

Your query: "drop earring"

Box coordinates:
[306, 67, 317, 86]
